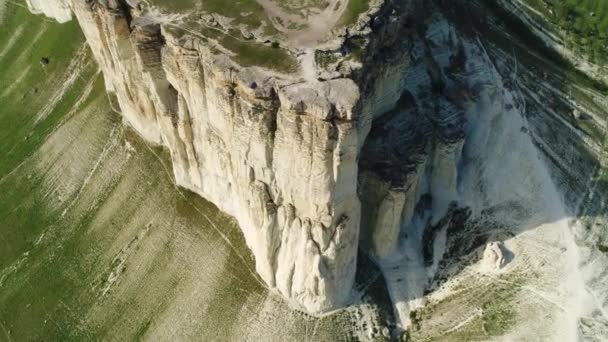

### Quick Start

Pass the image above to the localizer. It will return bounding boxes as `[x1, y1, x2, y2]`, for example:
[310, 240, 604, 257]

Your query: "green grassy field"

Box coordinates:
[523, 0, 608, 64]
[411, 275, 522, 342]
[339, 0, 371, 27]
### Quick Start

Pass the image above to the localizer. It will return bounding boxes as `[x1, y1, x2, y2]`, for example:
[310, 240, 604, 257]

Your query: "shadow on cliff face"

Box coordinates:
[356, 0, 608, 338]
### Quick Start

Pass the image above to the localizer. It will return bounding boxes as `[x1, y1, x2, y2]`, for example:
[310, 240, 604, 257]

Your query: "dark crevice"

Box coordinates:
[115, 0, 134, 28]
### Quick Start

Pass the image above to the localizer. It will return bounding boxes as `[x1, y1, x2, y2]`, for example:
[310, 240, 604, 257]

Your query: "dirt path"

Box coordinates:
[299, 49, 317, 82]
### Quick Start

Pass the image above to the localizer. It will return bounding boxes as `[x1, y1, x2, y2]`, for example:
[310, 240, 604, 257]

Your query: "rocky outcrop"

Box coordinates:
[358, 10, 469, 260]
[26, 0, 72, 23]
[481, 242, 509, 271]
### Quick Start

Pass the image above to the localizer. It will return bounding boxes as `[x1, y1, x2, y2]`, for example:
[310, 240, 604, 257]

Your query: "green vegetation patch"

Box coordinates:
[411, 275, 522, 341]
[339, 0, 371, 27]
[523, 0, 608, 65]
[219, 32, 297, 72]
[0, 3, 85, 178]
[315, 50, 339, 68]
[166, 23, 297, 73]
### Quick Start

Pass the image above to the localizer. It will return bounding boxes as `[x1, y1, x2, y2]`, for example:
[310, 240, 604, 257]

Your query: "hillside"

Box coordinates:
[2, 0, 607, 340]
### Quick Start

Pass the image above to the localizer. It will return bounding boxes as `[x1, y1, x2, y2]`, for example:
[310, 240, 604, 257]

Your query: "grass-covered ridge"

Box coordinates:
[151, 0, 369, 28]
[339, 0, 371, 27]
[523, 0, 608, 65]
[151, 0, 272, 31]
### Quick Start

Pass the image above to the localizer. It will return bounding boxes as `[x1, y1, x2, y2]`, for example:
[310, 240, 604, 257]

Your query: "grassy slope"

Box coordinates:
[339, 0, 371, 27]
[522, 0, 608, 64]
[164, 22, 298, 73]
[0, 4, 380, 341]
[524, 0, 608, 31]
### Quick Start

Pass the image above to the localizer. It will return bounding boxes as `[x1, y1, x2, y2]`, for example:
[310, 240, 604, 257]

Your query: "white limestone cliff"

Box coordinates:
[27, 0, 408, 314]
[25, 0, 481, 318]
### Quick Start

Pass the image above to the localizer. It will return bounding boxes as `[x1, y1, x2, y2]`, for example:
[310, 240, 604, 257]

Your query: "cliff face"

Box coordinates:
[28, 0, 425, 313]
[71, 3, 357, 314]
[27, 1, 607, 332]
